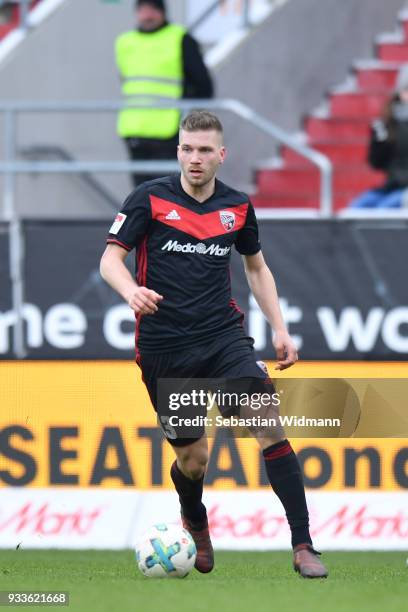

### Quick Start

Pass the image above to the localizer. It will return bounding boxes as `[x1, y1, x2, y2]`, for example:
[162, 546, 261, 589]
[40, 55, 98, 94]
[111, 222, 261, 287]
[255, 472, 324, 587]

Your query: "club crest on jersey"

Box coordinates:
[219, 210, 235, 231]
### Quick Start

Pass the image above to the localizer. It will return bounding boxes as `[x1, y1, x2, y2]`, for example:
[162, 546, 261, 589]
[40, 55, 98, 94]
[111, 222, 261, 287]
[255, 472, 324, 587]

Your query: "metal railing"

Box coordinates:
[189, 0, 252, 33]
[0, 97, 333, 217]
[0, 97, 333, 358]
[21, 145, 122, 211]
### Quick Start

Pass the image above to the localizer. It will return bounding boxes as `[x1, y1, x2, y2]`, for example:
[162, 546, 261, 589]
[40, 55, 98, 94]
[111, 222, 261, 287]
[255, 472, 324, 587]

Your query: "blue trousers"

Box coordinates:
[350, 188, 405, 208]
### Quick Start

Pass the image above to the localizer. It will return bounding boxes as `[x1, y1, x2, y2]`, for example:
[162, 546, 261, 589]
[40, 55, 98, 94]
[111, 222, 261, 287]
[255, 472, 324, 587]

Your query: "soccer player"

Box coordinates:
[100, 111, 328, 578]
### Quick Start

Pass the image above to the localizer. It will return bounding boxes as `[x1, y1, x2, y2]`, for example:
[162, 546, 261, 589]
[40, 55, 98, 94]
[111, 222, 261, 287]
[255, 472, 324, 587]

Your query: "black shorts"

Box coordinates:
[137, 332, 278, 447]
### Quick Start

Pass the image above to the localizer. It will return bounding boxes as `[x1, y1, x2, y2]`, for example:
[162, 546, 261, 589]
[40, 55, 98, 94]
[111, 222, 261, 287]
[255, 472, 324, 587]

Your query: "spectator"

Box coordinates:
[350, 64, 408, 209]
[115, 0, 214, 187]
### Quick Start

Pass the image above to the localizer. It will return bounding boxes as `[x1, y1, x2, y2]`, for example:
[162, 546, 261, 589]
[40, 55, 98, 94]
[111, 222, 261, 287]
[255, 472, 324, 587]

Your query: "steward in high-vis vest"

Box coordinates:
[115, 0, 214, 187]
[116, 22, 185, 140]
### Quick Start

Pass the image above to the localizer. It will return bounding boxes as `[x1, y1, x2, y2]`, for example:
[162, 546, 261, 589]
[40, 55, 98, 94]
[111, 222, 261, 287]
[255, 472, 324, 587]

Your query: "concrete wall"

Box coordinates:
[0, 0, 186, 218]
[0, 0, 406, 217]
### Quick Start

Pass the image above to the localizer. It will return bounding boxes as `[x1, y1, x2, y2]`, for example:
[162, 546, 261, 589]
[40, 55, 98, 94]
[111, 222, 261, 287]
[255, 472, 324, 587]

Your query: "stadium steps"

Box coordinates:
[256, 166, 385, 195]
[252, 10, 408, 211]
[282, 143, 368, 165]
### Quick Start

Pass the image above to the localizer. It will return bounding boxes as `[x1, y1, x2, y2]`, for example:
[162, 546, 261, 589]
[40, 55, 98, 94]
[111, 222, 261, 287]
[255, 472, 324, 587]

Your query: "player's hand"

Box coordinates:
[126, 286, 163, 315]
[272, 330, 298, 370]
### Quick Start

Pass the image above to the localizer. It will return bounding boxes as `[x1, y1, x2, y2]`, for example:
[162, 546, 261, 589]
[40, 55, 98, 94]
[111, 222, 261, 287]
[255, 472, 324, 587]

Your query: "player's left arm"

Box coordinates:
[243, 251, 298, 370]
[182, 34, 214, 99]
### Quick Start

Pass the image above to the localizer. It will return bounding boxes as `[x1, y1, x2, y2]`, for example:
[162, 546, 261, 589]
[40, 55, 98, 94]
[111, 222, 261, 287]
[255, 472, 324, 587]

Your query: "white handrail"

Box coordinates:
[0, 97, 333, 217]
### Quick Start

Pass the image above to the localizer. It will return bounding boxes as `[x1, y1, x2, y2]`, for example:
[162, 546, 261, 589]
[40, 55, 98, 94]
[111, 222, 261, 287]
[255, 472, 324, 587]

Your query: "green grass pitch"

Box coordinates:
[0, 550, 407, 612]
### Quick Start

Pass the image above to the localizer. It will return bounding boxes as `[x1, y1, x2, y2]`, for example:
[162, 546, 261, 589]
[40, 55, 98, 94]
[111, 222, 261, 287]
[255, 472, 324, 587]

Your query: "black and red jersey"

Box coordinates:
[106, 174, 261, 354]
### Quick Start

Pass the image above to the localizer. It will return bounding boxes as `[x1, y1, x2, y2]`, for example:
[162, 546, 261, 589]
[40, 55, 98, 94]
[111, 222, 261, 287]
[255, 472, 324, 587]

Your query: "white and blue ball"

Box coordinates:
[136, 523, 197, 578]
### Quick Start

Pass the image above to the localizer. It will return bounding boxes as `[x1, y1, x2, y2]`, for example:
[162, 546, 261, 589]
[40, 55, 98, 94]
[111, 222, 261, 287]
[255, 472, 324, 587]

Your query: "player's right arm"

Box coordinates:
[100, 185, 163, 316]
[100, 244, 162, 315]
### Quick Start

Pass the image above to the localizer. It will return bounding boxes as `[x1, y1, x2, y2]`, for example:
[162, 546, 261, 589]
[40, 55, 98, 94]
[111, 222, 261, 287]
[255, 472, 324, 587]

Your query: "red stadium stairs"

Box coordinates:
[251, 12, 408, 212]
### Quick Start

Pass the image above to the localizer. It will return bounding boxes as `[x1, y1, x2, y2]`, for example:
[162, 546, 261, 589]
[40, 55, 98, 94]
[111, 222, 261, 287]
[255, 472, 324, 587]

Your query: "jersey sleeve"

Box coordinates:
[106, 185, 151, 251]
[235, 200, 261, 255]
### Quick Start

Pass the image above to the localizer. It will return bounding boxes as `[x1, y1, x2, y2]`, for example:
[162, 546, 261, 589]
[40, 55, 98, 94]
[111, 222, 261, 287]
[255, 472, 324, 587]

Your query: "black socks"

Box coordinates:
[263, 439, 312, 548]
[170, 440, 311, 546]
[170, 460, 207, 523]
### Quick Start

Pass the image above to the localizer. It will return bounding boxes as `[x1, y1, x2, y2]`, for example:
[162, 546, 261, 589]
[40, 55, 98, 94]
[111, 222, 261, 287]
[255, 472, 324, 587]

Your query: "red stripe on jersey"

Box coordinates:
[136, 236, 147, 286]
[135, 236, 148, 364]
[150, 195, 248, 240]
[229, 297, 244, 325]
[107, 238, 131, 251]
[228, 267, 244, 326]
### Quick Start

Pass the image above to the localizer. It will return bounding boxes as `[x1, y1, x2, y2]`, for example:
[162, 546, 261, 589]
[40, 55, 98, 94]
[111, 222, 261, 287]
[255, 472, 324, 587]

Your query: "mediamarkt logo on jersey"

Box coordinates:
[161, 240, 231, 256]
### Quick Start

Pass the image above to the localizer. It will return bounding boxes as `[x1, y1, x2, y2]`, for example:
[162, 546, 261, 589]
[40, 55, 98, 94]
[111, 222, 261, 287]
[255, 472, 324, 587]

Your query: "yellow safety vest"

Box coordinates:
[115, 24, 185, 139]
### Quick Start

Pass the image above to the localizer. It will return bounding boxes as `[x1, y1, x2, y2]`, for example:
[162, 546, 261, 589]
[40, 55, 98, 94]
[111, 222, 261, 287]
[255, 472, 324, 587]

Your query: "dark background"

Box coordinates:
[1, 219, 407, 360]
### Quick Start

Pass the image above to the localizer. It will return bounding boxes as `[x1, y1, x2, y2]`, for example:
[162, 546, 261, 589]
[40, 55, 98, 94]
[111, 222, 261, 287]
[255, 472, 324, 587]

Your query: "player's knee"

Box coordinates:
[257, 435, 286, 451]
[188, 463, 207, 480]
[179, 450, 208, 480]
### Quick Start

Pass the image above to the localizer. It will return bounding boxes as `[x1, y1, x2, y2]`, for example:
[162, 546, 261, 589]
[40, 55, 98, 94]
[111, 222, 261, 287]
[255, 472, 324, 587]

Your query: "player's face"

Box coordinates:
[178, 130, 226, 188]
[136, 5, 165, 31]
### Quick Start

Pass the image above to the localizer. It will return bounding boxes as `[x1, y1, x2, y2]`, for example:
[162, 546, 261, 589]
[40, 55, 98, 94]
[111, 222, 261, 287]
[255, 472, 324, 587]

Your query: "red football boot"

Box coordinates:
[181, 514, 214, 573]
[293, 543, 328, 578]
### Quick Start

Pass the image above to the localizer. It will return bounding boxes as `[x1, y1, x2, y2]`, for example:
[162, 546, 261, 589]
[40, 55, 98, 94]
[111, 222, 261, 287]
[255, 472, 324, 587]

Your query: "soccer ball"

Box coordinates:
[135, 523, 197, 578]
